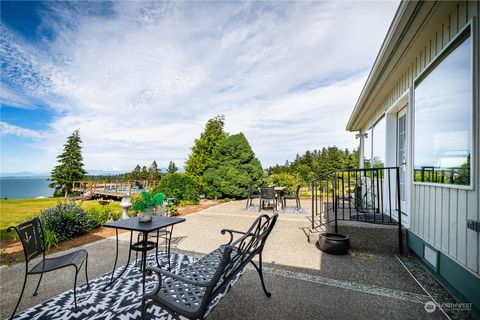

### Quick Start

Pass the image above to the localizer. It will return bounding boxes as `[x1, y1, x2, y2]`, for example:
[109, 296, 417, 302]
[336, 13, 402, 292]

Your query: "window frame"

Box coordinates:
[412, 22, 476, 190]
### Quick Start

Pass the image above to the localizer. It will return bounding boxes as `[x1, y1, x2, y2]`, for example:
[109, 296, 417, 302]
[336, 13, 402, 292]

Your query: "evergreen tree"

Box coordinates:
[49, 130, 87, 197]
[203, 133, 263, 199]
[141, 165, 149, 179]
[130, 164, 141, 180]
[266, 146, 359, 185]
[167, 161, 178, 174]
[149, 161, 159, 180]
[185, 115, 227, 190]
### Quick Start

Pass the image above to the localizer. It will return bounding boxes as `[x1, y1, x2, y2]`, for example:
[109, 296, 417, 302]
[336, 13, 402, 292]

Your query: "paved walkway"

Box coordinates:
[0, 201, 447, 319]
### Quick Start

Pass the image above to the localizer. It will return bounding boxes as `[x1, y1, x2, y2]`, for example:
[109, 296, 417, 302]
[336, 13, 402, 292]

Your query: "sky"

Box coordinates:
[0, 1, 399, 175]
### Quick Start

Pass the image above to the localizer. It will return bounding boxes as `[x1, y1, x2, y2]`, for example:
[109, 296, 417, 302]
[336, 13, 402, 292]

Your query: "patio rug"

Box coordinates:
[14, 251, 243, 320]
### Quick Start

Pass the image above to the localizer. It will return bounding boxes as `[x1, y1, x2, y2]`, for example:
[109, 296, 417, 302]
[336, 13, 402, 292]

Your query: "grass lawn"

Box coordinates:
[0, 198, 119, 240]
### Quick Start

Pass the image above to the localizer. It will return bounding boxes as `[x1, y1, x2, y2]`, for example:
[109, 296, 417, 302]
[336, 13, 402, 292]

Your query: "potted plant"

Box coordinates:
[132, 192, 165, 222]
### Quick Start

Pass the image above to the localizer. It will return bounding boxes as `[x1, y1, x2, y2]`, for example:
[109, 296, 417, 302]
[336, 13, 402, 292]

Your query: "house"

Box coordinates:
[346, 0, 479, 315]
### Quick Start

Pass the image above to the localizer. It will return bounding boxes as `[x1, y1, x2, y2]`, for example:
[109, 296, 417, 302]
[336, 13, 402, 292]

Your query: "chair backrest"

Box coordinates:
[7, 217, 45, 263]
[219, 213, 278, 287]
[260, 187, 275, 199]
[200, 213, 279, 317]
[247, 186, 255, 197]
[295, 185, 301, 195]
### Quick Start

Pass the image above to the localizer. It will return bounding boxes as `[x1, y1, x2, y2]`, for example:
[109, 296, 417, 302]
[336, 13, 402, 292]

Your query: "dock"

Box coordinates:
[72, 180, 159, 199]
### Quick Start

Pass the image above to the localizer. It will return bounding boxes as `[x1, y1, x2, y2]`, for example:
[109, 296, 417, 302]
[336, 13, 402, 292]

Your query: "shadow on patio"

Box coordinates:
[0, 200, 464, 319]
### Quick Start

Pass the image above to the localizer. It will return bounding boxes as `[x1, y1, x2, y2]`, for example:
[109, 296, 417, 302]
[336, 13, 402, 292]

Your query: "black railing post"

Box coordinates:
[396, 167, 403, 255]
[348, 171, 352, 219]
[311, 181, 315, 230]
[333, 173, 338, 233]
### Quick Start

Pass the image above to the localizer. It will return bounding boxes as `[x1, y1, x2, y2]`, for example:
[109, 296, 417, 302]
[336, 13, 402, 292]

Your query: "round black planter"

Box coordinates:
[316, 233, 350, 255]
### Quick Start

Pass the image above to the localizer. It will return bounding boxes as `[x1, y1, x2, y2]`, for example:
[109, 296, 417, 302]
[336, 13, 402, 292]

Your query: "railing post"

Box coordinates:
[311, 181, 315, 230]
[333, 173, 338, 233]
[396, 167, 403, 255]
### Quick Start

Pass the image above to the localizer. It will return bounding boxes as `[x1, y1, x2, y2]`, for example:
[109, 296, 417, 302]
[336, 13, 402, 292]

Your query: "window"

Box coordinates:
[414, 29, 472, 186]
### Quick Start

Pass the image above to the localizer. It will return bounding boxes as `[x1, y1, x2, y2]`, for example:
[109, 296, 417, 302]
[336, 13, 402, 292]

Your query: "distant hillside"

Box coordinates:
[0, 172, 49, 178]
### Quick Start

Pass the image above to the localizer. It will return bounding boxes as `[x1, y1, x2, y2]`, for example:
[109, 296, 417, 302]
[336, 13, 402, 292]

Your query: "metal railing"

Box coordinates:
[311, 167, 402, 254]
[414, 166, 470, 185]
[72, 180, 159, 196]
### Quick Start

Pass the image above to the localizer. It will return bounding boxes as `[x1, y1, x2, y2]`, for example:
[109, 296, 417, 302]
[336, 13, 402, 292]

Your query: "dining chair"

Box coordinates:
[259, 187, 277, 212]
[7, 217, 89, 319]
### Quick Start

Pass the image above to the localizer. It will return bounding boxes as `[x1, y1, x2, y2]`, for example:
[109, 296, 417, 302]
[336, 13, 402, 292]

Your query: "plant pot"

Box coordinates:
[317, 233, 350, 255]
[138, 207, 153, 223]
[143, 207, 154, 216]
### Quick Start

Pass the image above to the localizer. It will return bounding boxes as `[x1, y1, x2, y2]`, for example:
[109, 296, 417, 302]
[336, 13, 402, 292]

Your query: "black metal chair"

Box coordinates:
[282, 185, 301, 210]
[142, 213, 279, 320]
[7, 217, 89, 319]
[259, 187, 277, 212]
[245, 186, 259, 209]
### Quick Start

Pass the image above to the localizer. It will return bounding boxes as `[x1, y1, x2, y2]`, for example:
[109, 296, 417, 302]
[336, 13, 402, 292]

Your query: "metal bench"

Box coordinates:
[141, 213, 279, 319]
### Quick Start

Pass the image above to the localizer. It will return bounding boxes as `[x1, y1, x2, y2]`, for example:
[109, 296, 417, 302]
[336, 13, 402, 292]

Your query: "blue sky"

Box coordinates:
[0, 1, 398, 174]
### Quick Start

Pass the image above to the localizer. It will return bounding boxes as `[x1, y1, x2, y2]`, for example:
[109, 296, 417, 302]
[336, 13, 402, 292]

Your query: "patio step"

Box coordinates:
[307, 220, 403, 254]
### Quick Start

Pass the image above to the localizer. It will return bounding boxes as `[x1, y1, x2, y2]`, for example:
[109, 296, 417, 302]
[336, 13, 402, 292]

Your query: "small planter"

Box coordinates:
[138, 207, 153, 223]
[317, 233, 350, 255]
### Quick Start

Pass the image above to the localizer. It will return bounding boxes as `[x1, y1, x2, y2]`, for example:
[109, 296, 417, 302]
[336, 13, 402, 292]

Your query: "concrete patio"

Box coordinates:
[0, 201, 458, 319]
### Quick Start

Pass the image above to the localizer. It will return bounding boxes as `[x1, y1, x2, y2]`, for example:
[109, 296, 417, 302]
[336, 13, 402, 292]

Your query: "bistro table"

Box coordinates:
[102, 216, 185, 293]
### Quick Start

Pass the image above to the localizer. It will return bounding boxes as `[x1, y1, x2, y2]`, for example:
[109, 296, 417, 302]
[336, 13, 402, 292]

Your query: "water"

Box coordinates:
[0, 178, 54, 199]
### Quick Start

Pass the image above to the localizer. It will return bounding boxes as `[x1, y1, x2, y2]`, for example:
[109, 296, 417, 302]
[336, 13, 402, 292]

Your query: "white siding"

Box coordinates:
[363, 1, 479, 275]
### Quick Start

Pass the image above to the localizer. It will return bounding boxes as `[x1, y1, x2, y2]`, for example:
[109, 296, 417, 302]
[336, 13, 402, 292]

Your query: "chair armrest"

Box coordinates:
[146, 266, 211, 287]
[221, 229, 246, 244]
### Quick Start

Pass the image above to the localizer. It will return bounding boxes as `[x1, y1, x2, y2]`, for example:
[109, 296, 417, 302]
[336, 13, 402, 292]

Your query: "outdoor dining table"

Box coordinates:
[274, 187, 285, 209]
[102, 216, 186, 293]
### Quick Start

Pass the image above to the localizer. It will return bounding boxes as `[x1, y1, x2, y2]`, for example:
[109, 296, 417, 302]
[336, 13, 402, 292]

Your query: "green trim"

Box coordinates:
[423, 244, 439, 272]
[407, 231, 480, 318]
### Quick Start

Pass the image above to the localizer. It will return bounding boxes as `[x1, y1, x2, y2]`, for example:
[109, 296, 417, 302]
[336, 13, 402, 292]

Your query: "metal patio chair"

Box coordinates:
[259, 186, 277, 212]
[142, 213, 279, 320]
[245, 186, 259, 209]
[282, 185, 301, 210]
[7, 217, 90, 319]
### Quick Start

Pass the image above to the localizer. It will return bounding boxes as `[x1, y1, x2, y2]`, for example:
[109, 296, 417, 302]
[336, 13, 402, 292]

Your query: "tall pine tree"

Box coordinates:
[149, 161, 159, 180]
[167, 161, 178, 173]
[49, 130, 87, 197]
[185, 115, 227, 190]
[203, 133, 263, 199]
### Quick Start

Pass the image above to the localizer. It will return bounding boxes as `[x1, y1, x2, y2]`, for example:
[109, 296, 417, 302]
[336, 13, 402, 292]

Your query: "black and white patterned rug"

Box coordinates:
[14, 251, 237, 320]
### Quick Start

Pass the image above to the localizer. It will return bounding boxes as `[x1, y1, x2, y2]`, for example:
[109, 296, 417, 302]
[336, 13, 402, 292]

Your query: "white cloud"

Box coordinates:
[0, 122, 43, 139]
[0, 1, 399, 172]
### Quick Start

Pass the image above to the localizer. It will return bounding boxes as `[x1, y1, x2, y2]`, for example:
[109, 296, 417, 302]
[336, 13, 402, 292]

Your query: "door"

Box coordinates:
[397, 108, 407, 215]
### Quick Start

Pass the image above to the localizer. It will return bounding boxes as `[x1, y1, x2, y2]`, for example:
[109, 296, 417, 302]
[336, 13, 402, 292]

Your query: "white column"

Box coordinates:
[358, 131, 365, 169]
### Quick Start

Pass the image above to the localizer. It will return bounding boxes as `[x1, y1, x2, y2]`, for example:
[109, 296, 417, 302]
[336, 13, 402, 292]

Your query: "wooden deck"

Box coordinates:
[72, 180, 159, 199]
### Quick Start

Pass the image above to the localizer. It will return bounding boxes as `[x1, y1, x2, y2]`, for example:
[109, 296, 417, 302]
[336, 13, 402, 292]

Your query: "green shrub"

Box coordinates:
[43, 229, 60, 249]
[86, 205, 121, 229]
[179, 200, 198, 206]
[152, 173, 199, 203]
[267, 173, 298, 193]
[39, 202, 90, 241]
[164, 202, 179, 216]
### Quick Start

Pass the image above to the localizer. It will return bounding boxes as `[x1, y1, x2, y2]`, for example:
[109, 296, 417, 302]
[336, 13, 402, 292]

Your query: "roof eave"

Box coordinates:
[345, 1, 411, 132]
